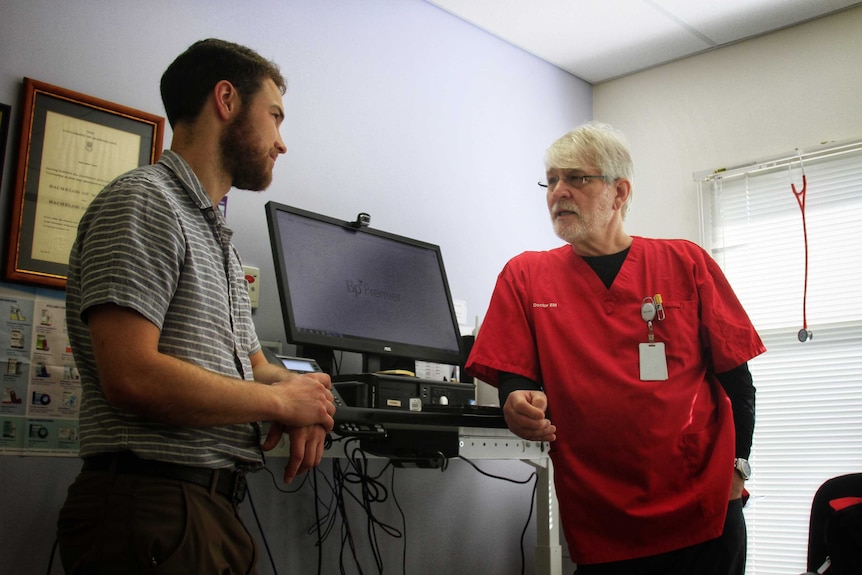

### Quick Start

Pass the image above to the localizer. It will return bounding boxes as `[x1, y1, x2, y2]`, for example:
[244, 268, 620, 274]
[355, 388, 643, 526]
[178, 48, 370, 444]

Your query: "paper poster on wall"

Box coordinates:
[0, 287, 79, 455]
[0, 291, 34, 452]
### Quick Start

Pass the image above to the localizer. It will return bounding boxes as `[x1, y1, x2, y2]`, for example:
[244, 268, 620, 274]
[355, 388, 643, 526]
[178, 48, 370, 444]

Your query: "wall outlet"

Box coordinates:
[242, 266, 260, 309]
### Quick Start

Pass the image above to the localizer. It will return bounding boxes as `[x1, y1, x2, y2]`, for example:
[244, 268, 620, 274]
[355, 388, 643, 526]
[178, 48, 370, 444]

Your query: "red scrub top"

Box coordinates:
[466, 237, 765, 565]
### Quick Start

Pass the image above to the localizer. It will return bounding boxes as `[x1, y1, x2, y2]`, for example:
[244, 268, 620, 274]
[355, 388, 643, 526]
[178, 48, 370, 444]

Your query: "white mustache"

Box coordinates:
[552, 202, 580, 217]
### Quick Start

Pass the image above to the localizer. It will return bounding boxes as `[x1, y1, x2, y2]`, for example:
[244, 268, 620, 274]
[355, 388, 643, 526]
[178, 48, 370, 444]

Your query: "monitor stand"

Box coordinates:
[362, 353, 414, 375]
[293, 346, 415, 376]
[295, 344, 338, 375]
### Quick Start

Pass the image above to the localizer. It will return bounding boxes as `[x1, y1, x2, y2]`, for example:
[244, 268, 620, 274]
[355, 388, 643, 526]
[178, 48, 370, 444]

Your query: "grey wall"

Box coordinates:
[0, 1, 590, 574]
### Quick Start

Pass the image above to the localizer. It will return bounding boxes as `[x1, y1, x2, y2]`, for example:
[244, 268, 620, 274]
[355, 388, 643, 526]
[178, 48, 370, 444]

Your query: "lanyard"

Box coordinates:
[641, 294, 665, 342]
[639, 294, 669, 381]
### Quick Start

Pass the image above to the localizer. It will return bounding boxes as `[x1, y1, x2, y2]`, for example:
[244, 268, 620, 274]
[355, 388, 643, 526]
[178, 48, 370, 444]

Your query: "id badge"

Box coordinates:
[639, 342, 668, 381]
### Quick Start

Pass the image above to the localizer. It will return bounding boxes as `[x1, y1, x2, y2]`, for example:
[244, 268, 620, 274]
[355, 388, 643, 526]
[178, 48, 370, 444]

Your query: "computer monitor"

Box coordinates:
[265, 202, 464, 374]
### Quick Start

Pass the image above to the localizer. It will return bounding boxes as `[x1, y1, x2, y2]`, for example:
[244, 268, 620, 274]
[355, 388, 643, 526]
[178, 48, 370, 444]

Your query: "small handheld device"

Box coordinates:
[275, 355, 323, 374]
[260, 346, 323, 374]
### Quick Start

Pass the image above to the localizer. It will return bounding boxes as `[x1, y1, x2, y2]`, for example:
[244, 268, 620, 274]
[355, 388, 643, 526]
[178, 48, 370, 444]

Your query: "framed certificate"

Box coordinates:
[5, 78, 165, 289]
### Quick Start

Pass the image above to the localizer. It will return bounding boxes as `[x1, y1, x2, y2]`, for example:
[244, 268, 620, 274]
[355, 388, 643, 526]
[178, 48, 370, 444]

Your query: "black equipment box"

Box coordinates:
[333, 373, 475, 411]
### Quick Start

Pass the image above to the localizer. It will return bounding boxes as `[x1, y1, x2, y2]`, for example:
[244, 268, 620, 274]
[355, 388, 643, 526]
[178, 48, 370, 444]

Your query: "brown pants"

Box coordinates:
[57, 467, 258, 574]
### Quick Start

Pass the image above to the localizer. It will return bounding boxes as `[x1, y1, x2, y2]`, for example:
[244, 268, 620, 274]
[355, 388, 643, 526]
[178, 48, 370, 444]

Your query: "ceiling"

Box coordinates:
[426, 0, 862, 84]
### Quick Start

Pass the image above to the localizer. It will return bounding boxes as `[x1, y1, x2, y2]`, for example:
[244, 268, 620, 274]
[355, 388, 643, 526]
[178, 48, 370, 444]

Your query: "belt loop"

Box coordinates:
[232, 469, 248, 504]
[107, 453, 120, 481]
[209, 469, 220, 497]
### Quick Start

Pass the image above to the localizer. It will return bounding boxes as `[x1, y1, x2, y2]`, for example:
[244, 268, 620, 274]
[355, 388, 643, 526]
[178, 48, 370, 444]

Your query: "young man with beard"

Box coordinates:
[467, 122, 765, 575]
[57, 39, 336, 574]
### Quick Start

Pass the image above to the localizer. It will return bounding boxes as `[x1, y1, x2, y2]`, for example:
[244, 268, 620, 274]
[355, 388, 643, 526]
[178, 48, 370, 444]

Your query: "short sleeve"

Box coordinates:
[74, 174, 183, 329]
[466, 256, 542, 386]
[696, 249, 766, 372]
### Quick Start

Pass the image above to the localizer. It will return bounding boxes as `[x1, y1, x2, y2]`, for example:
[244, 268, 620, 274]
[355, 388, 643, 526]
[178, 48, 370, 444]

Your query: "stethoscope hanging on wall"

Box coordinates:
[791, 149, 813, 343]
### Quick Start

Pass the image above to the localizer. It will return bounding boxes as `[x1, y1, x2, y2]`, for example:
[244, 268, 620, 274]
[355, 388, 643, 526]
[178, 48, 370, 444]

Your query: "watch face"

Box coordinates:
[736, 458, 751, 479]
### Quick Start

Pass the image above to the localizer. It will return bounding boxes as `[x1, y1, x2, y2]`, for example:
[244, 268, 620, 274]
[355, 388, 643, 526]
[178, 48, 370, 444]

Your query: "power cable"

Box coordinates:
[457, 455, 538, 575]
[247, 484, 279, 575]
[46, 537, 59, 575]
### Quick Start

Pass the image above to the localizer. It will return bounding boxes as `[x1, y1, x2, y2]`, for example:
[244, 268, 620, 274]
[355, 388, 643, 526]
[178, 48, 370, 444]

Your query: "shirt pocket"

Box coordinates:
[652, 299, 701, 360]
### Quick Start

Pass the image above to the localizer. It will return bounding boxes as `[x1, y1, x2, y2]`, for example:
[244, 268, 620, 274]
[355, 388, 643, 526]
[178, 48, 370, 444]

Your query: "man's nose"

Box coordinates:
[549, 181, 573, 200]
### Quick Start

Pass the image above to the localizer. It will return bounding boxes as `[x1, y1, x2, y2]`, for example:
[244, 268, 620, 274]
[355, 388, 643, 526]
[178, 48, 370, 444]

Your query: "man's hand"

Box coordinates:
[260, 371, 335, 484]
[262, 423, 328, 483]
[269, 371, 336, 432]
[503, 389, 556, 442]
[730, 471, 746, 501]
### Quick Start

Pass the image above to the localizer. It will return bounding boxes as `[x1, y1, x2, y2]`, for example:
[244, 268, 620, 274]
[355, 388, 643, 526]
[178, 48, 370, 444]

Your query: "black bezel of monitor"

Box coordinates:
[265, 201, 464, 373]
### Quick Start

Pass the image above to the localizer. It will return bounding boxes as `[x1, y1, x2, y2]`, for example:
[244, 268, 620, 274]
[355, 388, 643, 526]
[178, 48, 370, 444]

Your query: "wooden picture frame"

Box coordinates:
[5, 78, 164, 289]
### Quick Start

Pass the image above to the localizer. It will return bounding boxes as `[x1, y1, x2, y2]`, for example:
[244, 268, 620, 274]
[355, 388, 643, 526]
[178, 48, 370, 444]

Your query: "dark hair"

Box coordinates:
[160, 38, 286, 128]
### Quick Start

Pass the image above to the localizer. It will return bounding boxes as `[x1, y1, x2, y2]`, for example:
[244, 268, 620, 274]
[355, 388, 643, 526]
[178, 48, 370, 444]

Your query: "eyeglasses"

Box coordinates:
[538, 174, 606, 190]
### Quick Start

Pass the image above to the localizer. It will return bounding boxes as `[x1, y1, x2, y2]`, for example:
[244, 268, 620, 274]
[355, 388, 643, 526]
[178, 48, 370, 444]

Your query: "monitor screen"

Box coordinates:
[265, 202, 464, 373]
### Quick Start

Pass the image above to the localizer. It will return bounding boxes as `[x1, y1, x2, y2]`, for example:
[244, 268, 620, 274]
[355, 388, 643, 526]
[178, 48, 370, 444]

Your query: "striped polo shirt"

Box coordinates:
[66, 150, 264, 469]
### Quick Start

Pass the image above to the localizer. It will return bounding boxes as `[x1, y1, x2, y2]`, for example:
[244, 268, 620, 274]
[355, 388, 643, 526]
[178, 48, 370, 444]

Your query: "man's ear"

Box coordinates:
[213, 80, 240, 121]
[613, 178, 632, 211]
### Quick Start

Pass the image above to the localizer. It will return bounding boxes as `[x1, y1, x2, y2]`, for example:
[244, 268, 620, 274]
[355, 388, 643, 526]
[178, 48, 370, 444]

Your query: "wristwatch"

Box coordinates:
[734, 458, 751, 480]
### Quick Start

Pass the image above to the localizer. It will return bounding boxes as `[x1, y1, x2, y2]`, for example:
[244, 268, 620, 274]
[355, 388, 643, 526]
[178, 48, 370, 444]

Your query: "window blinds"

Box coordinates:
[697, 142, 862, 575]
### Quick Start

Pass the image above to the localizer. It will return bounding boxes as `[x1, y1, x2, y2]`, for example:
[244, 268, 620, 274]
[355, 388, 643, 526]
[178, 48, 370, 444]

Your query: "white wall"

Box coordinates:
[0, 1, 589, 574]
[593, 5, 862, 245]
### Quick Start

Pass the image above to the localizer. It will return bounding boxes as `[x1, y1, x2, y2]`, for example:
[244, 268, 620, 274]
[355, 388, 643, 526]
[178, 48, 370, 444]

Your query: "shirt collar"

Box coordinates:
[157, 149, 233, 238]
[157, 149, 214, 211]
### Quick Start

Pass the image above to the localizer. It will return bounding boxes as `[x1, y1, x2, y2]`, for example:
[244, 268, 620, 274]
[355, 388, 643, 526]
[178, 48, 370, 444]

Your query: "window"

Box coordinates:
[697, 141, 862, 575]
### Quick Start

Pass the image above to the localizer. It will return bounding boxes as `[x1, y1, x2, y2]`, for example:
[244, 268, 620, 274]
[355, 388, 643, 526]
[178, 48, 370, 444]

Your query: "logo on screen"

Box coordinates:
[346, 279, 401, 302]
